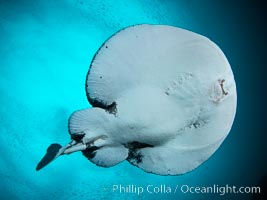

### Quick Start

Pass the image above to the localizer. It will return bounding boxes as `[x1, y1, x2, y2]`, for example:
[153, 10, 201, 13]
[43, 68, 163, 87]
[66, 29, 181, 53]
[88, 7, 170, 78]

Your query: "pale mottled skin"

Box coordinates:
[40, 25, 237, 175]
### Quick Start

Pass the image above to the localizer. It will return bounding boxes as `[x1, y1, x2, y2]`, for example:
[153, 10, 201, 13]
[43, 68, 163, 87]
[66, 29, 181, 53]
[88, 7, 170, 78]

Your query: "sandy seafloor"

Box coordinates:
[0, 0, 266, 199]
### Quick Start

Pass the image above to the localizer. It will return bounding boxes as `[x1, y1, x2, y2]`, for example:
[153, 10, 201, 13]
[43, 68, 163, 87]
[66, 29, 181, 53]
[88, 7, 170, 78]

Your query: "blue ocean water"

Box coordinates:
[0, 0, 266, 199]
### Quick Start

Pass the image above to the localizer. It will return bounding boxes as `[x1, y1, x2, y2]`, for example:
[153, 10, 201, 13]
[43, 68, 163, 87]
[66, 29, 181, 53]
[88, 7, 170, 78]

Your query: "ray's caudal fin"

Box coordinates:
[36, 132, 107, 171]
[36, 140, 87, 171]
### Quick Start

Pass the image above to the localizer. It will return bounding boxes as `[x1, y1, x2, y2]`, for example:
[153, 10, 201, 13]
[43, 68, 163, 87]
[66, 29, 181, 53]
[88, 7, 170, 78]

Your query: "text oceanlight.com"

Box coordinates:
[112, 184, 261, 196]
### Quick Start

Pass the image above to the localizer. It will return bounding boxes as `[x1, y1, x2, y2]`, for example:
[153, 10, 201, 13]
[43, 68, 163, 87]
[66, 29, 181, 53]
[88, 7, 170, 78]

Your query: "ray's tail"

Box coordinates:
[36, 141, 87, 171]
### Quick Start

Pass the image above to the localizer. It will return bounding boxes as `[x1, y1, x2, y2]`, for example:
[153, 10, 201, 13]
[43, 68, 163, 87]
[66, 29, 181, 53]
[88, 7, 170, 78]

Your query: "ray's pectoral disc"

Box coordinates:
[37, 24, 237, 175]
